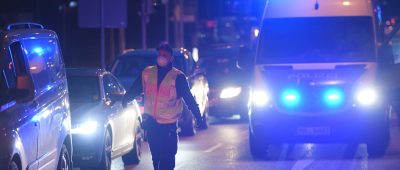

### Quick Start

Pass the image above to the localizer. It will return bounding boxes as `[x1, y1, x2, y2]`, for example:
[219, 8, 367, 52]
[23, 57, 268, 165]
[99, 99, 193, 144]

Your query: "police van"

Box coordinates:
[247, 0, 390, 158]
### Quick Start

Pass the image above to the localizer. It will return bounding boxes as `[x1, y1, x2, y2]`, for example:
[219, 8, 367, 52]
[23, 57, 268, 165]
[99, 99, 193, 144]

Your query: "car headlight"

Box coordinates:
[220, 87, 242, 99]
[252, 90, 270, 106]
[355, 87, 378, 106]
[71, 121, 99, 135]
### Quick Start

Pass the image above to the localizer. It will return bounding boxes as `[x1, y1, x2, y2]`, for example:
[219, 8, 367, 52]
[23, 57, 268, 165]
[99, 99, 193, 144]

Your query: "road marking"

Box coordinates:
[204, 143, 223, 153]
[291, 159, 315, 170]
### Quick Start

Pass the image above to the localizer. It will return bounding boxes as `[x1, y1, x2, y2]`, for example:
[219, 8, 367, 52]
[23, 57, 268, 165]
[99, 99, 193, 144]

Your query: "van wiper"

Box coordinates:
[334, 64, 366, 70]
[262, 65, 293, 70]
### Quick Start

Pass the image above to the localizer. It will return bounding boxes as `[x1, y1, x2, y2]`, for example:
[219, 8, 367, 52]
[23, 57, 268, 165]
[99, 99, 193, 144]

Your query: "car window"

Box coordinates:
[0, 43, 21, 104]
[2, 48, 17, 90]
[103, 74, 122, 100]
[21, 38, 63, 96]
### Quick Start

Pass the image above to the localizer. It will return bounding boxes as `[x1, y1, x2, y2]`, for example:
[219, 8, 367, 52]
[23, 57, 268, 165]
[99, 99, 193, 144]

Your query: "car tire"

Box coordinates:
[97, 129, 112, 170]
[180, 116, 196, 136]
[57, 144, 72, 170]
[8, 160, 19, 170]
[367, 121, 390, 158]
[200, 110, 209, 130]
[249, 131, 267, 159]
[122, 122, 143, 165]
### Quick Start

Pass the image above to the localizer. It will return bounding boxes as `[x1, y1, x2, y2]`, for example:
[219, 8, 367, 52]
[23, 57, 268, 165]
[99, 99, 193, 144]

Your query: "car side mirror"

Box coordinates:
[110, 90, 124, 102]
[237, 47, 254, 70]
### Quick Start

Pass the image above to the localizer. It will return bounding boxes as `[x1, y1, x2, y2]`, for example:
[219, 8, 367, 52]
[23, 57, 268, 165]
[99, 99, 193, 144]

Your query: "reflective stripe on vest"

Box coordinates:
[142, 66, 183, 124]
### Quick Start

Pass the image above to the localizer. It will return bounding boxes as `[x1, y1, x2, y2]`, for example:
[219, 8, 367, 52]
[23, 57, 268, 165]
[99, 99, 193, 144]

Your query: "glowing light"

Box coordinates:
[342, 1, 351, 6]
[253, 28, 260, 38]
[33, 47, 44, 55]
[356, 87, 378, 106]
[220, 87, 242, 99]
[252, 90, 270, 106]
[71, 121, 99, 135]
[192, 48, 199, 62]
[281, 89, 301, 108]
[323, 88, 344, 107]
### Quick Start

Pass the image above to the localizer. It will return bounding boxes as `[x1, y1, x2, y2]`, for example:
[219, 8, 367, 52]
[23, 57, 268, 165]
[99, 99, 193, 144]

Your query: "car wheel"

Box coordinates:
[122, 122, 143, 165]
[249, 131, 267, 159]
[367, 121, 390, 158]
[8, 160, 19, 170]
[180, 116, 196, 136]
[97, 129, 112, 170]
[57, 144, 72, 170]
[200, 109, 209, 130]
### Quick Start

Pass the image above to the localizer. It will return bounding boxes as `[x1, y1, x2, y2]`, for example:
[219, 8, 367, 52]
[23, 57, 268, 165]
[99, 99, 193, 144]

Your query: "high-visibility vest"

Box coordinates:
[142, 66, 183, 124]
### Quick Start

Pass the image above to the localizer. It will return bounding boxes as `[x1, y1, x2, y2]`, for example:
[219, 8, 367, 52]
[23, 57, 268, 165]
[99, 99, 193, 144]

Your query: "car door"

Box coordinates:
[21, 38, 62, 169]
[112, 75, 136, 148]
[102, 74, 127, 152]
[3, 42, 40, 169]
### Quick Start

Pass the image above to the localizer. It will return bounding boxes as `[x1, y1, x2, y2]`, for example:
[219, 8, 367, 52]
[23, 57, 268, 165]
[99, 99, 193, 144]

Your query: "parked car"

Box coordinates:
[66, 68, 143, 169]
[199, 46, 252, 120]
[111, 49, 209, 136]
[0, 23, 72, 170]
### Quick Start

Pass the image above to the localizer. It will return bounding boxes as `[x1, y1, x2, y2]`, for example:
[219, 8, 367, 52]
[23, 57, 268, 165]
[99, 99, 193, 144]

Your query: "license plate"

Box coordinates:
[297, 127, 331, 136]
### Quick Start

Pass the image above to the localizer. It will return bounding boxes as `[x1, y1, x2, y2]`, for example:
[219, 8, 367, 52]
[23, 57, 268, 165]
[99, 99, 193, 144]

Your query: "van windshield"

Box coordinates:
[257, 17, 375, 64]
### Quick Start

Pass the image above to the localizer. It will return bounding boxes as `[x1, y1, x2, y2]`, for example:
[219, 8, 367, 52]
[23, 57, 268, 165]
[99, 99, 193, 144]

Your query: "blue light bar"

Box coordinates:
[281, 89, 301, 108]
[323, 88, 344, 107]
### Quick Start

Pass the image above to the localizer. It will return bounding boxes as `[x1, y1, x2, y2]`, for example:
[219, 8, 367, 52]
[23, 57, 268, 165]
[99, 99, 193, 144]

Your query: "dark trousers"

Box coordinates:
[147, 122, 178, 170]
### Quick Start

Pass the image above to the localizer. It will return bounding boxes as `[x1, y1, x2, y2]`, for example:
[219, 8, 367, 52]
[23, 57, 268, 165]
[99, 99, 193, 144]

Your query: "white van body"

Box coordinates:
[248, 0, 389, 158]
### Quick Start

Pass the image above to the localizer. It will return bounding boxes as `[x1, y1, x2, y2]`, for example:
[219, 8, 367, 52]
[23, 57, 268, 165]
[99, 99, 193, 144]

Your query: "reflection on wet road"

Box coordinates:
[110, 115, 400, 170]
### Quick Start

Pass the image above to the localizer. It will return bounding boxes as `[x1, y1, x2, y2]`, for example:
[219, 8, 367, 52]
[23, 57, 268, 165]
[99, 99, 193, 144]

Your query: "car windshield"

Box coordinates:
[201, 48, 242, 75]
[112, 54, 157, 78]
[257, 17, 376, 64]
[67, 76, 100, 103]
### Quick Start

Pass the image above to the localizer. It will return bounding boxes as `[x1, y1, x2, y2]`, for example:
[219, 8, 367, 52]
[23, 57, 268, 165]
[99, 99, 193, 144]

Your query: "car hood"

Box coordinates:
[70, 102, 104, 124]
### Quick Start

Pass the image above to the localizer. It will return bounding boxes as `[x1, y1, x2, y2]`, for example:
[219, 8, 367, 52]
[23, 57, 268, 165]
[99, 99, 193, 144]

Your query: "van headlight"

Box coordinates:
[71, 121, 99, 135]
[220, 87, 242, 99]
[252, 90, 270, 106]
[355, 87, 378, 106]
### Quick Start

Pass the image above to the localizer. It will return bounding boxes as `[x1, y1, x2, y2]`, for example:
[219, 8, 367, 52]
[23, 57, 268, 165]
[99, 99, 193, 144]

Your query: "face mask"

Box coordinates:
[157, 56, 169, 67]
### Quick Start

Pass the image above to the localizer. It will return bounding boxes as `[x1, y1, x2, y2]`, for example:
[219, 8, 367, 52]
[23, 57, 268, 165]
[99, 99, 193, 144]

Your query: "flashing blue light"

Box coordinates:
[281, 89, 301, 108]
[32, 47, 44, 55]
[323, 88, 344, 107]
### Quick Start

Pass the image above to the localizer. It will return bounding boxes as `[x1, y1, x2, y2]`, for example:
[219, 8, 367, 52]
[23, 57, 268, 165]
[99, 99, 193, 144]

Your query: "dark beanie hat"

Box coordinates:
[157, 42, 173, 55]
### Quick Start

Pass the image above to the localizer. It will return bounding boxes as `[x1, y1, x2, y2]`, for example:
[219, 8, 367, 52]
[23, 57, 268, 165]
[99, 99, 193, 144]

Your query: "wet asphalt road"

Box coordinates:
[109, 115, 400, 170]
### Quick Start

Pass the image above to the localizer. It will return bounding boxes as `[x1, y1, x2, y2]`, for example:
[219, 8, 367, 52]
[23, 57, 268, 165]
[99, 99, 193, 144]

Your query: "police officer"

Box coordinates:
[122, 43, 203, 170]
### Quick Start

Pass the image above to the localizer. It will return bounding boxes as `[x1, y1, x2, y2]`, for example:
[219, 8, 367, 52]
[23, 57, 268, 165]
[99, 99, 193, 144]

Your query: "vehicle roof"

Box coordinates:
[201, 47, 243, 59]
[1, 28, 58, 47]
[66, 68, 109, 77]
[263, 0, 374, 18]
[116, 48, 188, 60]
